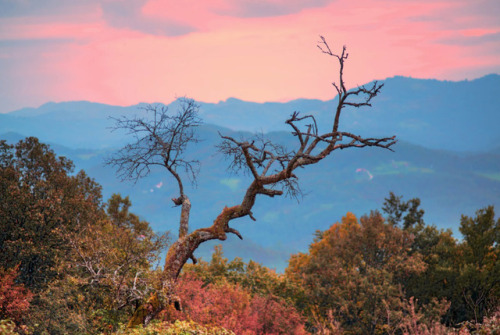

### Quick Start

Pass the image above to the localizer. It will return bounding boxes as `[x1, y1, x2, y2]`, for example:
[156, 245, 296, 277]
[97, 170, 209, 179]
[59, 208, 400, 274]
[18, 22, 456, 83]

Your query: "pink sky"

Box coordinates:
[0, 0, 499, 113]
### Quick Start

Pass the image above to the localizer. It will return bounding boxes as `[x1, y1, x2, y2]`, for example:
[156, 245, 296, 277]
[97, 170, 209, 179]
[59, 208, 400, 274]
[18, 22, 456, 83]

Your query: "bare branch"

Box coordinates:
[214, 37, 396, 225]
[121, 37, 397, 328]
[106, 98, 202, 196]
[217, 132, 294, 179]
[258, 188, 284, 197]
[227, 227, 243, 240]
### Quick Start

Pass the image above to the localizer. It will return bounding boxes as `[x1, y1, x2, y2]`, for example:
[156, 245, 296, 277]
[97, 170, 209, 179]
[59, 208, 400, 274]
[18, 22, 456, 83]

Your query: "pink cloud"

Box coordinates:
[0, 0, 498, 113]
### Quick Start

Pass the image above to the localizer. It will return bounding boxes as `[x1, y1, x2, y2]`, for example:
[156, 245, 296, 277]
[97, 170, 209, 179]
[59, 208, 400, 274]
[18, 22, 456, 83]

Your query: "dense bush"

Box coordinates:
[0, 266, 33, 325]
[170, 274, 307, 335]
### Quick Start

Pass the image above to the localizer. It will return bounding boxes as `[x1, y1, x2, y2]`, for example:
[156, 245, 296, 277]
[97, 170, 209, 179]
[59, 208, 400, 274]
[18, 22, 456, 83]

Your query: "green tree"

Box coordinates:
[382, 194, 500, 326]
[382, 191, 424, 229]
[458, 206, 500, 323]
[382, 193, 462, 324]
[402, 224, 462, 325]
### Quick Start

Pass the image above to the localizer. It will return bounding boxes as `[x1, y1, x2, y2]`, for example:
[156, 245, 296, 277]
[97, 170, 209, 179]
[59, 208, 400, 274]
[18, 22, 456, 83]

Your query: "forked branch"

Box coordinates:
[117, 37, 397, 328]
[215, 37, 396, 231]
[106, 98, 201, 195]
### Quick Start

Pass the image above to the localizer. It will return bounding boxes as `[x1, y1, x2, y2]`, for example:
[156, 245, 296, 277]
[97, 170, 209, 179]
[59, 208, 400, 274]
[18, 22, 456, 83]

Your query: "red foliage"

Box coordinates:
[0, 266, 33, 323]
[168, 274, 306, 335]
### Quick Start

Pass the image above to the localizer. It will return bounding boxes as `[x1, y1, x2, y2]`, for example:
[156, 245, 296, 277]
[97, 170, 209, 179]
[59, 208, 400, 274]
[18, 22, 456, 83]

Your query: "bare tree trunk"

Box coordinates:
[127, 184, 258, 327]
[118, 38, 397, 328]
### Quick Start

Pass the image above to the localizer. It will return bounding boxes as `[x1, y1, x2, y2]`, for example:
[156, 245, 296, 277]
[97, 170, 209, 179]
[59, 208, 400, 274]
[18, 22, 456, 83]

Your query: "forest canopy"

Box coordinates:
[1, 138, 499, 334]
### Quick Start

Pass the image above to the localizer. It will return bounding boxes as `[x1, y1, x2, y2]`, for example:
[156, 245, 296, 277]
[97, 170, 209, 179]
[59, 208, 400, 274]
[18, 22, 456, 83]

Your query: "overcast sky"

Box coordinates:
[0, 0, 499, 113]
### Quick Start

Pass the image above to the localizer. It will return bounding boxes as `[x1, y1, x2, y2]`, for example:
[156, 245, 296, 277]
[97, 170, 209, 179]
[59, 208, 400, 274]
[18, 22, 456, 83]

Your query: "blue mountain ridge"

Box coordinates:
[1, 74, 499, 271]
[3, 74, 500, 152]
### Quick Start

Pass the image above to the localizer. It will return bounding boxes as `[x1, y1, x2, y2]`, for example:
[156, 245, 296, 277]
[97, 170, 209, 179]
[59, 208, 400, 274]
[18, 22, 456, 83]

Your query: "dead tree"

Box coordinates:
[107, 36, 397, 327]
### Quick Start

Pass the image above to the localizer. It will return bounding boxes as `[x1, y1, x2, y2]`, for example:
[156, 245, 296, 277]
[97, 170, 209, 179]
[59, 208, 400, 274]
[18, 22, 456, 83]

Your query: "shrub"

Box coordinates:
[0, 266, 33, 324]
[171, 274, 307, 335]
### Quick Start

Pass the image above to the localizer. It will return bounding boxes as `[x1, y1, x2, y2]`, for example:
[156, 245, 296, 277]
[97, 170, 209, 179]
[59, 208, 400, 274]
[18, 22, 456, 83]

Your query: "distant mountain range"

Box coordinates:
[3, 74, 500, 152]
[1, 74, 499, 271]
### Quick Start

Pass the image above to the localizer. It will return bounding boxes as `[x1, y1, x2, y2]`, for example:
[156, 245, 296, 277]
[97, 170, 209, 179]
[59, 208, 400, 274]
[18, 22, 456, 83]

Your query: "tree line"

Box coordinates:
[1, 138, 499, 334]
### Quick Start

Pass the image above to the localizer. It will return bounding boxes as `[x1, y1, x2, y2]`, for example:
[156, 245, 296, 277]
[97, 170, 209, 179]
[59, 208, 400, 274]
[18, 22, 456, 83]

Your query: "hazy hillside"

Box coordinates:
[199, 74, 500, 152]
[3, 126, 499, 271]
[1, 75, 499, 151]
[1, 74, 500, 270]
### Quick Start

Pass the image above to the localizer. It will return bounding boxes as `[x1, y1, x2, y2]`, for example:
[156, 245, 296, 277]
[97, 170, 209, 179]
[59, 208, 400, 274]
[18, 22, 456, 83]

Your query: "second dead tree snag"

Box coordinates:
[107, 37, 397, 327]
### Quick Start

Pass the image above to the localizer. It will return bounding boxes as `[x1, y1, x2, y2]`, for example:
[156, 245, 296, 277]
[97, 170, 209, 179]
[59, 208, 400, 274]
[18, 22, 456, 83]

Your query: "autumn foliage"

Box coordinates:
[0, 138, 168, 333]
[287, 212, 428, 333]
[285, 204, 500, 334]
[0, 266, 33, 324]
[1, 137, 499, 334]
[169, 273, 306, 335]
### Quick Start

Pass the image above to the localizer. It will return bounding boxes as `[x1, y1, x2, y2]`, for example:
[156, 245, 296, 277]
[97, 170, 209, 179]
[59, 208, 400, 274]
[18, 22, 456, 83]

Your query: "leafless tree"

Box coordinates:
[107, 36, 397, 327]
